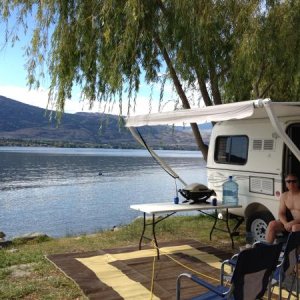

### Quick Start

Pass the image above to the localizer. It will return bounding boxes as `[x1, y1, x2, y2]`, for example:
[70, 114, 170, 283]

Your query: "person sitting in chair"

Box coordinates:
[266, 173, 300, 244]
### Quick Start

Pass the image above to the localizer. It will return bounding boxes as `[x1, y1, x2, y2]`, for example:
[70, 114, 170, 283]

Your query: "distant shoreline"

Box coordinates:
[0, 138, 199, 151]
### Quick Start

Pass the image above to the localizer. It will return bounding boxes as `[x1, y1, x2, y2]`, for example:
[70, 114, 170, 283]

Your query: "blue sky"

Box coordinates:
[0, 13, 171, 116]
[0, 35, 177, 115]
[0, 12, 200, 116]
[0, 15, 62, 112]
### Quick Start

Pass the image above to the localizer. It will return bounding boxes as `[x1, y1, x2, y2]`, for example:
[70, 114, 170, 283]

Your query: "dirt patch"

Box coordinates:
[7, 263, 37, 278]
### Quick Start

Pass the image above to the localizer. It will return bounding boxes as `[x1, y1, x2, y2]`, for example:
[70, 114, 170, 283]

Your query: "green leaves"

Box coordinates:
[1, 0, 299, 118]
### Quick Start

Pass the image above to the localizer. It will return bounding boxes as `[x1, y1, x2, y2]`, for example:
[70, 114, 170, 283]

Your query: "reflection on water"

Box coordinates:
[0, 147, 206, 239]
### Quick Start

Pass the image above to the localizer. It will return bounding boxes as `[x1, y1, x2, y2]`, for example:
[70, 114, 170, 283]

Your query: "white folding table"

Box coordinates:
[130, 202, 243, 258]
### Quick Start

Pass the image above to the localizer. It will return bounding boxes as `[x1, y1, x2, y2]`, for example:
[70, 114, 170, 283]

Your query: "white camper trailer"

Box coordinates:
[126, 99, 300, 242]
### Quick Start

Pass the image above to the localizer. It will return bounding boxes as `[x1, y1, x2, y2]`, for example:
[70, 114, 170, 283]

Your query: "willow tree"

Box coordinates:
[227, 0, 300, 101]
[167, 0, 300, 103]
[1, 1, 299, 160]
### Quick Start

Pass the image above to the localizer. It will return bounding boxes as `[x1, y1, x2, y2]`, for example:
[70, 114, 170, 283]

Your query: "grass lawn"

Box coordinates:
[0, 215, 246, 299]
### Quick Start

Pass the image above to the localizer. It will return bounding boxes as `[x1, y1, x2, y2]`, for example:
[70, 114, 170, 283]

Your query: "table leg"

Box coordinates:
[152, 214, 160, 259]
[231, 215, 244, 234]
[208, 208, 241, 249]
[209, 209, 218, 241]
[137, 213, 160, 258]
[138, 212, 147, 250]
[224, 209, 234, 249]
[137, 212, 176, 258]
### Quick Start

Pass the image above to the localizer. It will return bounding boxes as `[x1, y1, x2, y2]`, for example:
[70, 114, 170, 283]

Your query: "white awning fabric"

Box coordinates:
[126, 98, 300, 163]
[125, 100, 257, 127]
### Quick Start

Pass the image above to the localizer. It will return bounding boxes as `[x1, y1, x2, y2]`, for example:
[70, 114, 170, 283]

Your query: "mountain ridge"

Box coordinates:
[0, 95, 210, 150]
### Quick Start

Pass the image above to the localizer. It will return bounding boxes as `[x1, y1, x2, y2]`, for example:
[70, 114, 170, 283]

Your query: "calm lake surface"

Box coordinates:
[0, 147, 207, 239]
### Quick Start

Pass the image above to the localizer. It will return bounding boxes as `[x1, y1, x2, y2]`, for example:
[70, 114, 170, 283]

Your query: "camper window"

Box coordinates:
[214, 135, 248, 165]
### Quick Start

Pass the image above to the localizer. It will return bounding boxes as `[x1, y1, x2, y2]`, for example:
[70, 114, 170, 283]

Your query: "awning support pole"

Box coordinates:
[263, 99, 300, 163]
[128, 126, 187, 186]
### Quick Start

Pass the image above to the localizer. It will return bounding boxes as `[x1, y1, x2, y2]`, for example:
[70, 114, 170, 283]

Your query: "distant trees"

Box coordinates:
[1, 1, 299, 160]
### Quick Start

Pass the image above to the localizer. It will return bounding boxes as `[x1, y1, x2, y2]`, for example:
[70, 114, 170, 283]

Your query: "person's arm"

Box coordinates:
[278, 194, 289, 228]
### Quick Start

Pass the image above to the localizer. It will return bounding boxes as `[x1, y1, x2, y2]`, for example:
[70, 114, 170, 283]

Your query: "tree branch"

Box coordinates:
[209, 66, 222, 105]
[153, 32, 208, 160]
[260, 82, 273, 98]
[195, 69, 213, 107]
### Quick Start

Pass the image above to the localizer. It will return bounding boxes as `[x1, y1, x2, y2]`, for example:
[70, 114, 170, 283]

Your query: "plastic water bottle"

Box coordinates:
[222, 176, 238, 204]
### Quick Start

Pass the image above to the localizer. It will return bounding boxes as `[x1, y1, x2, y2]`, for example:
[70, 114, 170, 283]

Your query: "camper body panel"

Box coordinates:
[207, 114, 300, 241]
[125, 99, 300, 242]
[207, 119, 282, 218]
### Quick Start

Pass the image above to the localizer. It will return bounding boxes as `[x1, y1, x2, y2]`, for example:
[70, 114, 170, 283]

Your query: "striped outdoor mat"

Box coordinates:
[46, 239, 234, 300]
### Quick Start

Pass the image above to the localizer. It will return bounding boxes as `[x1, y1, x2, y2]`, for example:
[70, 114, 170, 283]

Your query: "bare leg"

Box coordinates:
[292, 224, 300, 232]
[265, 220, 285, 243]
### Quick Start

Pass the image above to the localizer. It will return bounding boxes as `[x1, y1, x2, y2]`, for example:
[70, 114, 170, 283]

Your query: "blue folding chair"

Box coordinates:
[269, 231, 300, 300]
[176, 242, 282, 300]
[220, 241, 269, 286]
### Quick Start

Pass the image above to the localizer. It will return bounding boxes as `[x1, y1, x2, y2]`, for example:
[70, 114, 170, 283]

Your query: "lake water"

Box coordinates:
[0, 147, 207, 239]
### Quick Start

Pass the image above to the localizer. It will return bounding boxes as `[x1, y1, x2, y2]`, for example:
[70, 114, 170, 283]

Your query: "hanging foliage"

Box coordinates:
[1, 0, 299, 159]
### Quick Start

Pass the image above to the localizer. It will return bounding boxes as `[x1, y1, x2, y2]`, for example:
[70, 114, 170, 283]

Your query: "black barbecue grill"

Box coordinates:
[179, 183, 216, 204]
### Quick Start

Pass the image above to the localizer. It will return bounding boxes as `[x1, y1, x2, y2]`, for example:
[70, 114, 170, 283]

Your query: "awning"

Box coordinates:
[125, 100, 257, 127]
[125, 98, 300, 163]
[125, 99, 300, 127]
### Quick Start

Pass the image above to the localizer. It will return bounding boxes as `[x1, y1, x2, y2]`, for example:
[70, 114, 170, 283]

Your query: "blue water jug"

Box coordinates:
[222, 176, 238, 204]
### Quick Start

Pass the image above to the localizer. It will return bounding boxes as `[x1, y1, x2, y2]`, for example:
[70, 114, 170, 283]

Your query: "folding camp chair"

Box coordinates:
[269, 231, 300, 300]
[176, 242, 282, 300]
[220, 241, 267, 286]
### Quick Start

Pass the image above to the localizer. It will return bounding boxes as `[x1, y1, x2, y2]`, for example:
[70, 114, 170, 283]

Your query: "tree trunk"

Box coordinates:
[154, 33, 208, 160]
[195, 69, 213, 107]
[209, 66, 222, 105]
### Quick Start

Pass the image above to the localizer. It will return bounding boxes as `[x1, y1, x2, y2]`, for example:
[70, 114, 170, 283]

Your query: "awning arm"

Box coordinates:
[128, 126, 187, 186]
[262, 99, 300, 163]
